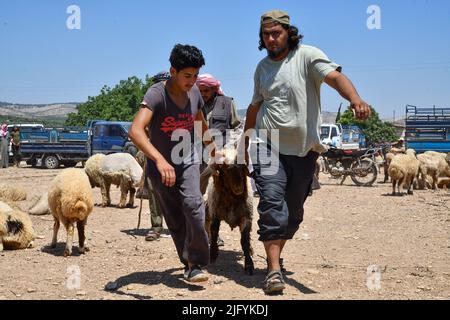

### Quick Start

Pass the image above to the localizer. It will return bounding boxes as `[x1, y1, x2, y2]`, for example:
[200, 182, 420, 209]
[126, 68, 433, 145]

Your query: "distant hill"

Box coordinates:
[0, 102, 78, 119]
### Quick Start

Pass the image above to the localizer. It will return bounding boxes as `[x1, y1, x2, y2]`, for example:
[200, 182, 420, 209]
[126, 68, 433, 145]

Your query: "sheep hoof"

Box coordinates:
[78, 246, 89, 254]
[50, 243, 57, 249]
[126, 203, 134, 208]
[63, 248, 71, 257]
[244, 264, 254, 276]
[117, 204, 126, 209]
[210, 248, 219, 263]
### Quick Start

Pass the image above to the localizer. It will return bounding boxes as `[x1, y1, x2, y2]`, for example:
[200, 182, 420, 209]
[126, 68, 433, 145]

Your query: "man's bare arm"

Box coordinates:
[129, 107, 176, 187]
[324, 71, 371, 120]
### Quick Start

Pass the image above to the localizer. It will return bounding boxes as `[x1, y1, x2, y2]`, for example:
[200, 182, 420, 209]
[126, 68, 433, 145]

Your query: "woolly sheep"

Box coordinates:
[0, 205, 35, 251]
[28, 192, 50, 216]
[0, 184, 27, 202]
[202, 148, 254, 275]
[48, 168, 94, 257]
[388, 149, 420, 195]
[85, 153, 143, 208]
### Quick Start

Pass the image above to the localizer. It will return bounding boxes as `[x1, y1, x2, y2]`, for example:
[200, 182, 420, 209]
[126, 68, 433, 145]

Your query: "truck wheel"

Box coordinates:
[125, 146, 138, 157]
[62, 161, 77, 168]
[44, 155, 60, 169]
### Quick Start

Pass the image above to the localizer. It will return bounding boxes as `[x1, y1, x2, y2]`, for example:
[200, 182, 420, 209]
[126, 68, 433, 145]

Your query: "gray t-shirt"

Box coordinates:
[141, 82, 204, 166]
[251, 45, 341, 157]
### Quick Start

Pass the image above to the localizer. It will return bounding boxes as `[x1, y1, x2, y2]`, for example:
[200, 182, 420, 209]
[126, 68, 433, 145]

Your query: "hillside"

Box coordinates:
[0, 102, 78, 119]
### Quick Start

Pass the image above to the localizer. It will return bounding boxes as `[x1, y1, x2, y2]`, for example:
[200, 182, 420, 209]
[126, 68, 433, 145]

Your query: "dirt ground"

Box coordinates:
[1, 165, 449, 301]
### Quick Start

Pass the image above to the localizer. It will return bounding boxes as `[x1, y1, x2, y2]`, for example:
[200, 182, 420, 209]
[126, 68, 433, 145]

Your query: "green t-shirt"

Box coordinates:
[251, 45, 341, 157]
[11, 131, 20, 144]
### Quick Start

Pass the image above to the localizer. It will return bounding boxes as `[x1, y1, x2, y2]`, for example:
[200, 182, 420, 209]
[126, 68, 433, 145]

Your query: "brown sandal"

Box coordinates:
[145, 231, 160, 241]
[263, 270, 285, 295]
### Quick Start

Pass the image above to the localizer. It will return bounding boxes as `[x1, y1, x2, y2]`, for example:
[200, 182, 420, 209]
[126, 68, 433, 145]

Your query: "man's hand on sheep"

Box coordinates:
[156, 158, 176, 187]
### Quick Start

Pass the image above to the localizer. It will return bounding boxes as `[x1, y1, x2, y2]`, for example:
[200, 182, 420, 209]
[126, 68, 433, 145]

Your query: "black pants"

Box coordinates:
[148, 162, 209, 267]
[252, 150, 319, 242]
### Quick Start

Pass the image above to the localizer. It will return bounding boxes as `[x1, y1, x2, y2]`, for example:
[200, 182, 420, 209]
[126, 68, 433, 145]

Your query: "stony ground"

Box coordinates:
[0, 165, 449, 300]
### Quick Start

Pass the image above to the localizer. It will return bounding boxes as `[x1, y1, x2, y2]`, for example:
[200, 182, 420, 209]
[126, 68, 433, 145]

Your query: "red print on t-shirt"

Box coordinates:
[160, 114, 195, 137]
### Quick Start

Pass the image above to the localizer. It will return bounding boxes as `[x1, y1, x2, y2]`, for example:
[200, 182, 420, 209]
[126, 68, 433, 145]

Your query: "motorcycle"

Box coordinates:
[322, 147, 379, 186]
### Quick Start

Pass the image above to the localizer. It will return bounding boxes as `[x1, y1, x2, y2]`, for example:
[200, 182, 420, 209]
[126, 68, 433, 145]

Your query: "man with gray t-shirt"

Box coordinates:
[242, 10, 372, 295]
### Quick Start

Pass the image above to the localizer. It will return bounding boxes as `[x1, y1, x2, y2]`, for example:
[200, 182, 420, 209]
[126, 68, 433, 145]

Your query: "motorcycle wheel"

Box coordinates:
[351, 159, 378, 187]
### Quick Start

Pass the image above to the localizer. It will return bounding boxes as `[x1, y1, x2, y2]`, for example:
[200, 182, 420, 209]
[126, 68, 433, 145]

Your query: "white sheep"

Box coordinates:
[202, 148, 254, 275]
[48, 168, 94, 257]
[0, 184, 27, 202]
[28, 192, 50, 216]
[0, 204, 35, 251]
[388, 149, 420, 195]
[84, 153, 143, 208]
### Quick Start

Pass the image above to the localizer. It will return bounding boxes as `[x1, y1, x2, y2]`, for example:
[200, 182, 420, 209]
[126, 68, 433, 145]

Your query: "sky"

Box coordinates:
[1, 0, 449, 119]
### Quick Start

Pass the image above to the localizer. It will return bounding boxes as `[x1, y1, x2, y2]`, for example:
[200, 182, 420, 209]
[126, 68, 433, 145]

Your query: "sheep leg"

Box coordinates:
[239, 217, 254, 275]
[64, 223, 75, 257]
[51, 218, 60, 248]
[204, 204, 212, 241]
[118, 180, 128, 208]
[0, 238, 3, 252]
[209, 217, 221, 263]
[77, 220, 89, 254]
[392, 179, 397, 196]
[101, 181, 111, 207]
[432, 173, 438, 190]
[127, 187, 136, 208]
[407, 176, 414, 195]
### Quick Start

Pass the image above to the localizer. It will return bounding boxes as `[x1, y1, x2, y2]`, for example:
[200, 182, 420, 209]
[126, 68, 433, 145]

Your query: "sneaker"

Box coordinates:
[184, 265, 209, 283]
[263, 270, 285, 295]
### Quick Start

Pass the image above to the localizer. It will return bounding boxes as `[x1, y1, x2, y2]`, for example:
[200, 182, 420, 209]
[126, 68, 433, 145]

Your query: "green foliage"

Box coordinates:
[65, 76, 154, 126]
[338, 106, 398, 144]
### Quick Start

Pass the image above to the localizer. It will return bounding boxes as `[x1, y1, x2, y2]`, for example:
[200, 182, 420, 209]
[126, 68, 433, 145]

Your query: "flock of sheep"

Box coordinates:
[0, 149, 254, 275]
[0, 152, 143, 256]
[2, 144, 449, 272]
[382, 148, 450, 195]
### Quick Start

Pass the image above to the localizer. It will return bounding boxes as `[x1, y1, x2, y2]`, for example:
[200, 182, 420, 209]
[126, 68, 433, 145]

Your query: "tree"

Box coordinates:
[337, 106, 398, 145]
[66, 76, 153, 126]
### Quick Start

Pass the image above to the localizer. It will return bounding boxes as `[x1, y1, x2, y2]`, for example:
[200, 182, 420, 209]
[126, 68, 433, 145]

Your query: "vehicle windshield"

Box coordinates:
[320, 127, 330, 140]
[121, 124, 131, 133]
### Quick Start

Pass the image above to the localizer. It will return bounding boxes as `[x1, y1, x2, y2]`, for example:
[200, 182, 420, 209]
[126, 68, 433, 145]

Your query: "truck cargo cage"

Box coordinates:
[405, 105, 450, 153]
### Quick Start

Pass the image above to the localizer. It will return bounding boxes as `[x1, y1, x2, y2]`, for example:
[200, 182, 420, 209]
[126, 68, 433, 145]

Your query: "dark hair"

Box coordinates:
[169, 44, 205, 71]
[258, 24, 303, 51]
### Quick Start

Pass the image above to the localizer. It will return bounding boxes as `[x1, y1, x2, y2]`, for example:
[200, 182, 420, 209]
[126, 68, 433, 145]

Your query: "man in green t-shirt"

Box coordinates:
[243, 10, 371, 295]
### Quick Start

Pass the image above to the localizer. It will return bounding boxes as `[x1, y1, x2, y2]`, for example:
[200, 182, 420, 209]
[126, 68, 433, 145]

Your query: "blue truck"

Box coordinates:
[19, 121, 137, 169]
[405, 105, 450, 153]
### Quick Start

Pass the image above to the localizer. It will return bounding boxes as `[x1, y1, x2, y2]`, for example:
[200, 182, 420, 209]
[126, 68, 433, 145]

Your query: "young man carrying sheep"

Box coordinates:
[129, 44, 218, 283]
[242, 10, 371, 294]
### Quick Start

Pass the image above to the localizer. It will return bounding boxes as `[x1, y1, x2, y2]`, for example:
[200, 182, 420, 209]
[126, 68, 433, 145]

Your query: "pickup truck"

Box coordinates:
[405, 105, 450, 153]
[19, 120, 138, 169]
[320, 123, 366, 150]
